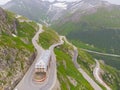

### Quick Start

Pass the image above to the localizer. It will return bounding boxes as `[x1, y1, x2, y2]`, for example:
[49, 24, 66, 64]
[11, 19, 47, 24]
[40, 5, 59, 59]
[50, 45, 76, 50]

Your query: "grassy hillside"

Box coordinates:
[77, 49, 95, 76]
[52, 7, 120, 55]
[77, 48, 106, 89]
[54, 41, 94, 90]
[52, 7, 120, 71]
[76, 48, 120, 89]
[71, 40, 104, 52]
[0, 9, 38, 90]
[39, 26, 59, 49]
[100, 62, 120, 90]
[38, 18, 120, 89]
[38, 26, 99, 89]
[89, 52, 120, 70]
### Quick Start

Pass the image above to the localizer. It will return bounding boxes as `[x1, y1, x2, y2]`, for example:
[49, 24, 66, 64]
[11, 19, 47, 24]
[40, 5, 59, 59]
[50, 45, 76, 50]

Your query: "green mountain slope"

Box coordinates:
[0, 7, 38, 90]
[39, 26, 59, 49]
[52, 6, 120, 70]
[99, 61, 120, 90]
[1, 4, 120, 90]
[54, 43, 94, 90]
[38, 27, 94, 89]
[38, 26, 120, 90]
[77, 49, 120, 89]
[52, 7, 120, 55]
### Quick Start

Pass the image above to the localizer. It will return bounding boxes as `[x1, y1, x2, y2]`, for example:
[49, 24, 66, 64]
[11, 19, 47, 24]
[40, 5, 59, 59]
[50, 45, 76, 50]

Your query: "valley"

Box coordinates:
[0, 0, 120, 90]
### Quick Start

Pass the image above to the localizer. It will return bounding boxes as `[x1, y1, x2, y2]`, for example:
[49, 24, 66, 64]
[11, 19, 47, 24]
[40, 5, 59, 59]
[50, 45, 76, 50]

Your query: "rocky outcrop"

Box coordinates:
[0, 46, 36, 90]
[0, 7, 37, 90]
[0, 7, 6, 21]
[0, 7, 18, 35]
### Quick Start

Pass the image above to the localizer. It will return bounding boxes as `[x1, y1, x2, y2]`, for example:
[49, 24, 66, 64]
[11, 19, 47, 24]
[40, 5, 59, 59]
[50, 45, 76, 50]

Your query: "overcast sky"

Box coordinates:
[0, 0, 120, 5]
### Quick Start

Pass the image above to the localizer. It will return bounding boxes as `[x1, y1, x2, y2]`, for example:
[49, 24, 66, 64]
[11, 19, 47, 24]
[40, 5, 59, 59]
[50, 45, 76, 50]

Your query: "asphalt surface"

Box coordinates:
[81, 48, 120, 57]
[14, 24, 64, 90]
[93, 59, 111, 90]
[14, 24, 114, 90]
[62, 36, 102, 90]
[58, 36, 114, 90]
[48, 36, 64, 90]
[73, 47, 102, 90]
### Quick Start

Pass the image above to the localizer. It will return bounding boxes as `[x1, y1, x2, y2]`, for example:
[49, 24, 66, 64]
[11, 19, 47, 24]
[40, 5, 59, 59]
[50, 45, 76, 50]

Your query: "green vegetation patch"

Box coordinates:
[78, 49, 120, 89]
[71, 40, 103, 52]
[52, 7, 120, 55]
[100, 62, 120, 90]
[6, 10, 16, 23]
[39, 26, 59, 49]
[77, 48, 95, 76]
[0, 35, 34, 52]
[0, 12, 38, 89]
[54, 42, 93, 90]
[17, 22, 37, 41]
[77, 48, 106, 89]
[89, 52, 120, 70]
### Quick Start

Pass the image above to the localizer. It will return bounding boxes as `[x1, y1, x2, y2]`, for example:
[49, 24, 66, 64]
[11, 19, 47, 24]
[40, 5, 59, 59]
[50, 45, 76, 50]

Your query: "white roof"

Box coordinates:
[35, 50, 51, 68]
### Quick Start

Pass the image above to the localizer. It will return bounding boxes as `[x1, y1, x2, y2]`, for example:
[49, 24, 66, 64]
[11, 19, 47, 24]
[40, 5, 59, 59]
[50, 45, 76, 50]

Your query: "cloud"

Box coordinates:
[104, 0, 120, 5]
[0, 0, 120, 5]
[46, 0, 120, 4]
[0, 0, 11, 5]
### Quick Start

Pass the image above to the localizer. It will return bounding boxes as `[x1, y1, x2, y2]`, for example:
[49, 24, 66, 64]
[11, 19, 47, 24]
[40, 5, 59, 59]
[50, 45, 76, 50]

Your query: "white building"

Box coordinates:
[35, 50, 51, 72]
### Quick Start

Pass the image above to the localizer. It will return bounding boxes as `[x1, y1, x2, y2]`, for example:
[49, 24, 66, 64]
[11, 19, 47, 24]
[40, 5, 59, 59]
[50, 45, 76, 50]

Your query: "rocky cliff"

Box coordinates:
[0, 7, 18, 35]
[0, 7, 37, 90]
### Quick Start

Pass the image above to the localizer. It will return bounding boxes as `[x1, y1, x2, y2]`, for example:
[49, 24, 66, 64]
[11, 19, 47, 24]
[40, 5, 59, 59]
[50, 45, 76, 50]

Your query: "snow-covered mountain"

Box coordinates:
[1, 0, 115, 24]
[54, 0, 112, 23]
[2, 0, 71, 23]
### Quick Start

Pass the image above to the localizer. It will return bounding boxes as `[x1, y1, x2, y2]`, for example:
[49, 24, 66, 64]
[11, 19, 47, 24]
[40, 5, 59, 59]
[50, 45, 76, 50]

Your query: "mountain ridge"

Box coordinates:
[2, 0, 114, 23]
[1, 0, 120, 89]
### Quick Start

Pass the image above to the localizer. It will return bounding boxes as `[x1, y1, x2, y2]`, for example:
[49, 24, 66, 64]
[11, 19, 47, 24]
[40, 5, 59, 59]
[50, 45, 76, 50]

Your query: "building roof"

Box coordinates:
[35, 50, 51, 69]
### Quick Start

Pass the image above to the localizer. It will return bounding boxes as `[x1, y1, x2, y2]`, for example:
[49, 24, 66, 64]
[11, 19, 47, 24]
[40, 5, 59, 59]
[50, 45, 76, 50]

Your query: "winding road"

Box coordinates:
[93, 59, 111, 90]
[72, 47, 102, 90]
[64, 36, 112, 90]
[14, 24, 64, 90]
[62, 36, 102, 90]
[81, 48, 120, 58]
[13, 23, 114, 90]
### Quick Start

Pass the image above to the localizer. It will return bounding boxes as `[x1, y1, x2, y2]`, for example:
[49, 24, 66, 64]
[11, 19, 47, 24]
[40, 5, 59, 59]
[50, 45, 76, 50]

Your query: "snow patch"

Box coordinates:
[53, 3, 67, 9]
[16, 15, 21, 18]
[88, 3, 95, 8]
